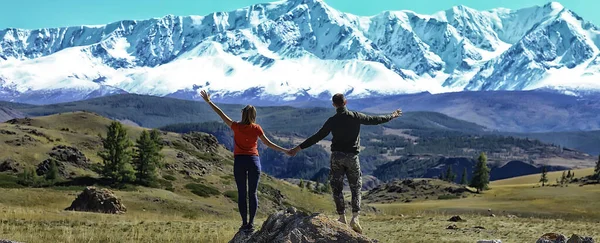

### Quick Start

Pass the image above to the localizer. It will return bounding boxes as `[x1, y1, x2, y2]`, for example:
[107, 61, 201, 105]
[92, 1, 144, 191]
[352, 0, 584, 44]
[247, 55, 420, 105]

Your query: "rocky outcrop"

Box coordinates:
[364, 179, 473, 204]
[537, 233, 595, 243]
[65, 187, 126, 214]
[182, 132, 221, 154]
[0, 240, 23, 243]
[0, 159, 22, 173]
[229, 207, 377, 243]
[48, 145, 91, 167]
[36, 145, 91, 178]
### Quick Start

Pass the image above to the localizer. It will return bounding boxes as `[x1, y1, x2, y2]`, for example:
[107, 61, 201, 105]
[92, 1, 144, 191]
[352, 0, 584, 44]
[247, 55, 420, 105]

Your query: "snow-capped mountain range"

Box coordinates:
[1, 0, 600, 104]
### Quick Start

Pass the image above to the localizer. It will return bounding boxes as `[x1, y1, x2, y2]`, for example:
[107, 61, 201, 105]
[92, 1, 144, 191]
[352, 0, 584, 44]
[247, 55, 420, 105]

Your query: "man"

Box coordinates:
[288, 93, 402, 234]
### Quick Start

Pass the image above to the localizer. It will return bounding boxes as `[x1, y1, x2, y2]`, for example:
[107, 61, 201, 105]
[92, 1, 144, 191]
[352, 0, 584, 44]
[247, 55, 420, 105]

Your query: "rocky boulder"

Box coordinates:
[0, 240, 22, 243]
[229, 207, 377, 243]
[567, 234, 595, 243]
[65, 187, 126, 214]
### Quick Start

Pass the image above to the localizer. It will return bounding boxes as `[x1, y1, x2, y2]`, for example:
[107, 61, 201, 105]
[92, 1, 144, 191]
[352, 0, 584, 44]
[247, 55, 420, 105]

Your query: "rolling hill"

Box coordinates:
[0, 111, 334, 216]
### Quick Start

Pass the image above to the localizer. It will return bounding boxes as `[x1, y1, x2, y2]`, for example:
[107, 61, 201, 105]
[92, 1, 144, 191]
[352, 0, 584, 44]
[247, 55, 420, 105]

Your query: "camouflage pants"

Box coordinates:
[330, 151, 362, 215]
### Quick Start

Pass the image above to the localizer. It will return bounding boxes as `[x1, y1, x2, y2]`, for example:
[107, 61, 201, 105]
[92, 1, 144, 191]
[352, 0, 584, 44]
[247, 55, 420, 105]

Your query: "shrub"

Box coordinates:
[163, 175, 177, 181]
[185, 183, 220, 198]
[223, 190, 239, 203]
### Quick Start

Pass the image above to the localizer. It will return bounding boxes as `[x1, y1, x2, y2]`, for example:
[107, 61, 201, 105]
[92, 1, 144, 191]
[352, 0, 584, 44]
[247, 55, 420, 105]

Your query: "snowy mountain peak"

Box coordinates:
[1, 1, 600, 104]
[544, 2, 565, 11]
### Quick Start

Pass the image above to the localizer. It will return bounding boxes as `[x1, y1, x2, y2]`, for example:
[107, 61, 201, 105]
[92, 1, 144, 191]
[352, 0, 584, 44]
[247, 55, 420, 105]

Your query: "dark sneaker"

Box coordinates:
[239, 223, 248, 232]
[244, 223, 255, 233]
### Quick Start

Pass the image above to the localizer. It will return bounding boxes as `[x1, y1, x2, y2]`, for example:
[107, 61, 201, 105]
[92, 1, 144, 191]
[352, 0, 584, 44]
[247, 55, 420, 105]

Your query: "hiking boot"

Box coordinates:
[350, 218, 363, 234]
[239, 223, 248, 232]
[244, 223, 255, 233]
[337, 214, 347, 224]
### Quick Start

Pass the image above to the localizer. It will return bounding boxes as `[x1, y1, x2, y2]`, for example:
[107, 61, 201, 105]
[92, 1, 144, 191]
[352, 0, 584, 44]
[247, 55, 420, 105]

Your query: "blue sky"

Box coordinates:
[0, 0, 595, 29]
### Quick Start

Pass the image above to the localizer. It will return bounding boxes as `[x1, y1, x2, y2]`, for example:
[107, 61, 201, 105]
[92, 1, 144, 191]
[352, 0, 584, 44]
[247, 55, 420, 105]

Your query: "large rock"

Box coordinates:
[229, 207, 377, 243]
[567, 234, 595, 243]
[65, 187, 126, 214]
[0, 240, 22, 243]
[537, 233, 568, 243]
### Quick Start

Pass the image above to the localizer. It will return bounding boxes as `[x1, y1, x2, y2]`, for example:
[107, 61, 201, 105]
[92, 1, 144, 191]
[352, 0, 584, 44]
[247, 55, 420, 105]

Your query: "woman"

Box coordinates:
[200, 90, 290, 232]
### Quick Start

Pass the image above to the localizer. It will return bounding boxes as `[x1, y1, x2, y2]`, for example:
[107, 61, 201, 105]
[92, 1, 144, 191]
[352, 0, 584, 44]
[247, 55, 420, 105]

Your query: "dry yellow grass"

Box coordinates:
[492, 168, 595, 186]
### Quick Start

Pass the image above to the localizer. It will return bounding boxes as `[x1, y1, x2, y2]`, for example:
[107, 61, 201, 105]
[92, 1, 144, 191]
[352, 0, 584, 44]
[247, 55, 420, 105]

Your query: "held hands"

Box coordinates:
[285, 146, 301, 157]
[391, 108, 403, 119]
[200, 90, 211, 103]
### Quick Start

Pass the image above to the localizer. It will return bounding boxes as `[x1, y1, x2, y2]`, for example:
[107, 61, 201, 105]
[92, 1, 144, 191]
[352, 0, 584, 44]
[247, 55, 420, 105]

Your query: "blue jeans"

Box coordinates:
[234, 155, 261, 225]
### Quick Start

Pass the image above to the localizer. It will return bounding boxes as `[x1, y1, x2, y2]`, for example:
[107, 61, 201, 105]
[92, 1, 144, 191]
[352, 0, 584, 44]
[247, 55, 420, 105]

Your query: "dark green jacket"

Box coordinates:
[299, 107, 393, 154]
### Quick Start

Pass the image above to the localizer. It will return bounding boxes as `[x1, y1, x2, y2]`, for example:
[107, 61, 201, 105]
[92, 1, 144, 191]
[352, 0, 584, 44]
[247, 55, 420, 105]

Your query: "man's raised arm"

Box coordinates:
[355, 109, 402, 125]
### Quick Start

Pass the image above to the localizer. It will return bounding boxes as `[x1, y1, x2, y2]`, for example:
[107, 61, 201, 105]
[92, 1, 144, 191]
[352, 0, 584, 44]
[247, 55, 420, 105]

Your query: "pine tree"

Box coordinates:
[595, 155, 600, 180]
[299, 179, 305, 189]
[98, 121, 135, 185]
[306, 181, 312, 191]
[567, 170, 572, 181]
[470, 152, 490, 193]
[560, 171, 567, 186]
[445, 166, 454, 182]
[45, 159, 59, 182]
[539, 166, 548, 187]
[460, 167, 468, 185]
[315, 181, 320, 193]
[134, 130, 164, 187]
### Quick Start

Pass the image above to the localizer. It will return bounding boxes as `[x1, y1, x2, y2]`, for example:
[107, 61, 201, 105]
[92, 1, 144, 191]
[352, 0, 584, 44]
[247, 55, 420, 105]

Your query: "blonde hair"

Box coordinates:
[241, 105, 257, 125]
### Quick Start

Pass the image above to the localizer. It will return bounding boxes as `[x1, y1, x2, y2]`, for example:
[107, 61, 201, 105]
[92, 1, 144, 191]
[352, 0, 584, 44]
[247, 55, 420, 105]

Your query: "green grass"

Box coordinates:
[185, 183, 221, 198]
[163, 175, 177, 181]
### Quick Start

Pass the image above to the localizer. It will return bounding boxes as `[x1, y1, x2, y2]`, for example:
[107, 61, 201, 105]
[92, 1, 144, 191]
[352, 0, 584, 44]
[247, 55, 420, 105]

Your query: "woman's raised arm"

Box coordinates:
[200, 90, 233, 127]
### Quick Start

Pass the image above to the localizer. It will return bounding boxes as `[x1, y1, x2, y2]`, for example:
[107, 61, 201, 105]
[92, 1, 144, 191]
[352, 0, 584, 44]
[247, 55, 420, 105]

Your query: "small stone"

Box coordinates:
[489, 214, 496, 217]
[474, 226, 486, 230]
[507, 214, 518, 219]
[446, 224, 458, 230]
[448, 215, 465, 222]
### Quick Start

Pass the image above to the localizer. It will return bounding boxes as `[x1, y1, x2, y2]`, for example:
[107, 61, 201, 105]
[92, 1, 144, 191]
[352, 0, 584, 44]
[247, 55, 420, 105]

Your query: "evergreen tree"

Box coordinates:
[299, 179, 305, 189]
[445, 166, 454, 182]
[560, 171, 567, 186]
[134, 130, 164, 187]
[45, 159, 59, 182]
[98, 121, 135, 185]
[460, 167, 468, 185]
[315, 181, 320, 193]
[470, 152, 490, 193]
[567, 170, 572, 181]
[306, 181, 312, 191]
[595, 155, 600, 180]
[539, 166, 548, 187]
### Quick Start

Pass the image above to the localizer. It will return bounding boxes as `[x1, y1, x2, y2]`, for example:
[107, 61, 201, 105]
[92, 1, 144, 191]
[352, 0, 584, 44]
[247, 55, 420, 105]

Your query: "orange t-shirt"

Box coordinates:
[231, 122, 264, 156]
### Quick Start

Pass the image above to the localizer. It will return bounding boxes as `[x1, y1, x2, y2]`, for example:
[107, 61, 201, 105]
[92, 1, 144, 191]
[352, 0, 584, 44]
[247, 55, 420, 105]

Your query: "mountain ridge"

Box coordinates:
[2, 1, 600, 104]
